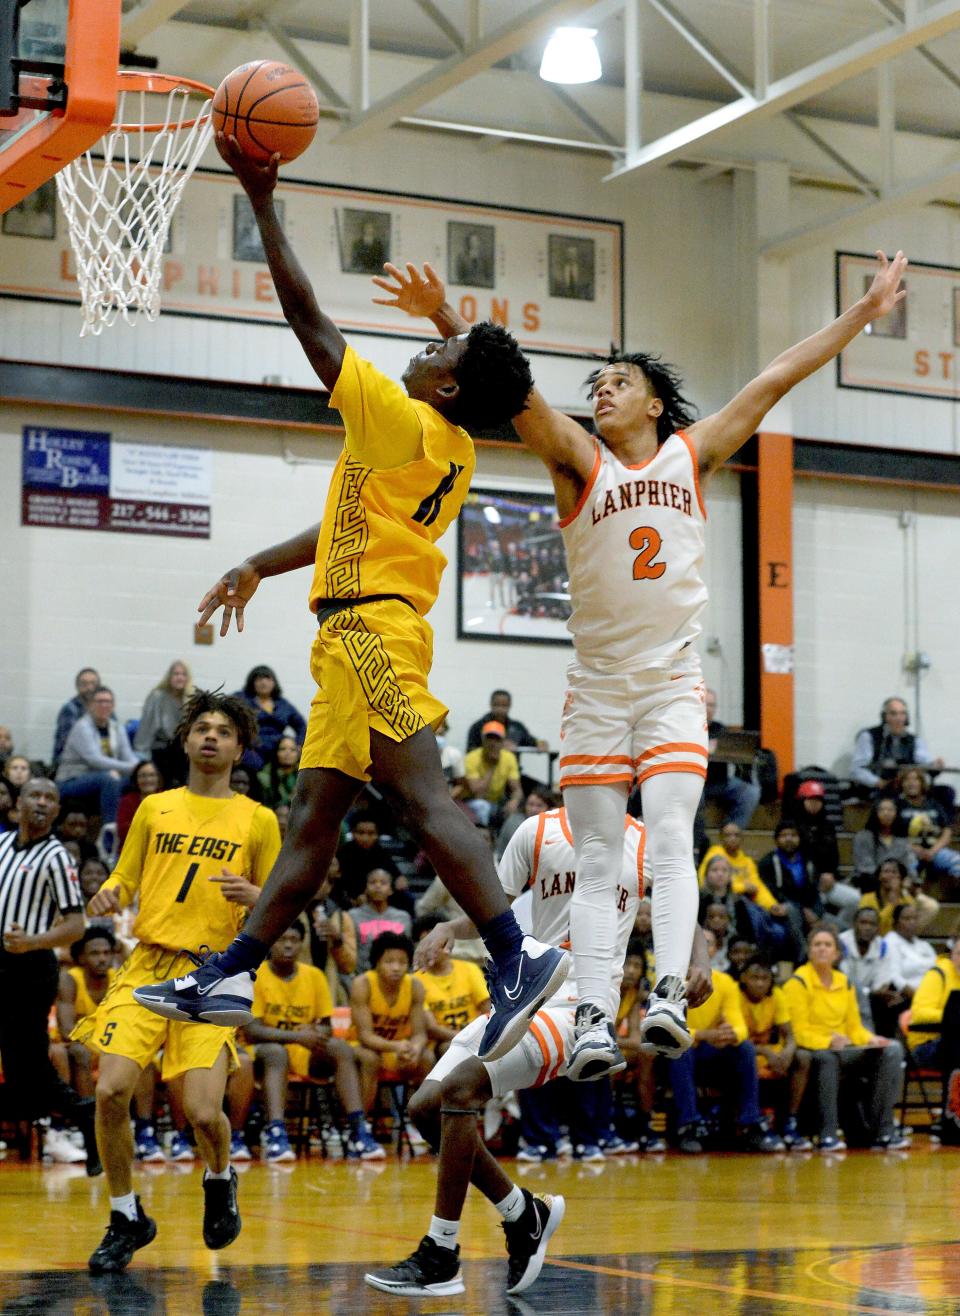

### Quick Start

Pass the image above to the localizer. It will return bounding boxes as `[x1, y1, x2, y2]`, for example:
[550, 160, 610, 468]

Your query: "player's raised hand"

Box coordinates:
[214, 131, 280, 202]
[863, 250, 907, 321]
[371, 261, 446, 318]
[88, 886, 121, 917]
[198, 559, 262, 636]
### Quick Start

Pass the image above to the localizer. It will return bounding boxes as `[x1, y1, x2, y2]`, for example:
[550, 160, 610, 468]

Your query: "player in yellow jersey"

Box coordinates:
[413, 915, 489, 1056]
[55, 926, 117, 1096]
[136, 135, 569, 1066]
[351, 932, 430, 1113]
[81, 691, 281, 1275]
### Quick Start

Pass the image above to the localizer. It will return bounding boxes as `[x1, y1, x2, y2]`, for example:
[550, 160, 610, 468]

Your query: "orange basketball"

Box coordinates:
[212, 61, 319, 164]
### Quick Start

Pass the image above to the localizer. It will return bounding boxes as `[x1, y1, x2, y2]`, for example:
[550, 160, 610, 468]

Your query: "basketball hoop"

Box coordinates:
[56, 72, 214, 336]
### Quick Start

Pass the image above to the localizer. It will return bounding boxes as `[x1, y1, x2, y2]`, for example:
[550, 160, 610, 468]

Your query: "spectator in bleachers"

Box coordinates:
[698, 821, 762, 893]
[116, 760, 163, 849]
[52, 667, 100, 769]
[465, 689, 546, 754]
[413, 914, 489, 1056]
[853, 796, 917, 885]
[244, 920, 383, 1162]
[738, 957, 812, 1150]
[859, 855, 938, 935]
[0, 778, 15, 832]
[786, 782, 861, 929]
[338, 810, 399, 905]
[56, 687, 137, 825]
[350, 869, 413, 973]
[236, 665, 306, 770]
[306, 862, 356, 1008]
[701, 902, 732, 972]
[897, 767, 960, 892]
[701, 835, 800, 966]
[228, 764, 261, 801]
[885, 902, 937, 995]
[257, 734, 300, 810]
[463, 721, 523, 828]
[56, 809, 97, 866]
[436, 716, 467, 795]
[0, 725, 13, 769]
[907, 937, 960, 1079]
[699, 688, 760, 829]
[616, 942, 664, 1151]
[726, 937, 759, 980]
[757, 819, 821, 933]
[839, 906, 906, 1036]
[496, 787, 553, 860]
[4, 755, 33, 790]
[669, 929, 783, 1154]
[784, 925, 906, 1150]
[350, 931, 430, 1115]
[133, 660, 192, 785]
[851, 696, 944, 799]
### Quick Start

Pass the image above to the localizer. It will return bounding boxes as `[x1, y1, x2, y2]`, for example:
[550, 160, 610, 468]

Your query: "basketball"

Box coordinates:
[212, 61, 319, 164]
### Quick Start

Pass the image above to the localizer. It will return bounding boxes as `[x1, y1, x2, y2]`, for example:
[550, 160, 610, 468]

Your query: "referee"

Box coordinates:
[0, 776, 100, 1173]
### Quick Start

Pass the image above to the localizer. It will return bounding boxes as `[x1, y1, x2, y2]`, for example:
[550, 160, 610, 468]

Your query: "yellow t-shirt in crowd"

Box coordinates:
[415, 958, 488, 1032]
[688, 969, 748, 1043]
[464, 746, 520, 803]
[360, 970, 414, 1043]
[250, 961, 334, 1076]
[310, 347, 476, 618]
[858, 890, 915, 936]
[101, 787, 281, 955]
[698, 845, 776, 910]
[909, 955, 960, 1049]
[68, 965, 115, 1022]
[740, 985, 790, 1048]
[782, 963, 873, 1050]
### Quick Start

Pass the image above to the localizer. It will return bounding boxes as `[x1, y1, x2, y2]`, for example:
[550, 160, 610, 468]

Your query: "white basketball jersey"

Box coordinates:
[498, 807, 646, 1014]
[560, 432, 707, 671]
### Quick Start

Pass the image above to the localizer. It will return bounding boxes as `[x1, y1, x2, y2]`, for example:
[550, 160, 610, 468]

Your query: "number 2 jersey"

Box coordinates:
[498, 807, 646, 1018]
[559, 432, 707, 671]
[102, 787, 281, 955]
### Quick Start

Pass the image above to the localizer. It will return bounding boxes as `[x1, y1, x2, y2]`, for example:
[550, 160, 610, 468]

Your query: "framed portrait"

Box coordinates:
[457, 487, 572, 646]
[863, 273, 906, 339]
[233, 194, 285, 263]
[548, 234, 595, 301]
[337, 207, 391, 274]
[448, 220, 495, 289]
[2, 178, 57, 239]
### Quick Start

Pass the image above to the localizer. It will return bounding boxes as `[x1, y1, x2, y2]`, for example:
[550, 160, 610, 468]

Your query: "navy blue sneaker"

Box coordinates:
[478, 937, 571, 1063]
[132, 949, 254, 1027]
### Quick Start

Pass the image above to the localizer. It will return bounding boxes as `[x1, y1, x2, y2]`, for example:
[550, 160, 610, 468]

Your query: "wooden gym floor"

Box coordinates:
[0, 1144, 958, 1314]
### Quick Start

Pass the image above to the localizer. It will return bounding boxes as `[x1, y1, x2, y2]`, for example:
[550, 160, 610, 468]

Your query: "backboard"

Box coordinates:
[0, 0, 120, 214]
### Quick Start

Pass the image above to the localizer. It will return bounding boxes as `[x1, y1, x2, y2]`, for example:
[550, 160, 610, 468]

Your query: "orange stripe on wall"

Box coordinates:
[757, 431, 794, 780]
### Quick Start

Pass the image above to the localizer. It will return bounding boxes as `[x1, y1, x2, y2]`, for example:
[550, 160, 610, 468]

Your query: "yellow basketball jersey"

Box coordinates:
[415, 958, 488, 1032]
[102, 787, 281, 954]
[251, 961, 333, 1076]
[310, 348, 475, 618]
[740, 985, 790, 1046]
[362, 969, 413, 1043]
[68, 965, 114, 1021]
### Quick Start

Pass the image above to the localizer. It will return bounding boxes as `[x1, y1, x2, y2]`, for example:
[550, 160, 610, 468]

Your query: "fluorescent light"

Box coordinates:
[483, 505, 502, 524]
[540, 27, 601, 85]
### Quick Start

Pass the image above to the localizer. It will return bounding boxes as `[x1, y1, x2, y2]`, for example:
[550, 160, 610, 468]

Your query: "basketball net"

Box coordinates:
[56, 76, 213, 336]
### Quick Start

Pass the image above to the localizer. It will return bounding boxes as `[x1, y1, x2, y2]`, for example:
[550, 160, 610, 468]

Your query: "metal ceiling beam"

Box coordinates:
[646, 0, 752, 100]
[401, 114, 626, 157]
[412, 0, 465, 52]
[867, 0, 960, 91]
[351, 0, 370, 115]
[760, 157, 960, 257]
[334, 0, 594, 145]
[548, 85, 621, 146]
[121, 0, 189, 47]
[785, 112, 877, 198]
[607, 0, 960, 181]
[753, 0, 770, 100]
[260, 19, 349, 111]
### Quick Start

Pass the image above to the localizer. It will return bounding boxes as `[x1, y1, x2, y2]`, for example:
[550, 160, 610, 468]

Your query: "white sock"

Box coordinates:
[204, 1164, 232, 1181]
[110, 1192, 138, 1222]
[641, 771, 703, 982]
[427, 1215, 460, 1251]
[494, 1185, 526, 1223]
[564, 782, 631, 1013]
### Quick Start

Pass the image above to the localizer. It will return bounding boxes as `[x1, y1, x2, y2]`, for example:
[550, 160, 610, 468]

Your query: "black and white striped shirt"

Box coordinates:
[0, 830, 82, 941]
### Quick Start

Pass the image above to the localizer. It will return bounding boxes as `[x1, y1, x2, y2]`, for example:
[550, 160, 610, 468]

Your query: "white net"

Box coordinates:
[56, 80, 213, 336]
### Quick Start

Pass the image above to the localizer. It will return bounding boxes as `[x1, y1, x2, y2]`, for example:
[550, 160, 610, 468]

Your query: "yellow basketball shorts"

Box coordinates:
[301, 599, 447, 782]
[72, 944, 238, 1081]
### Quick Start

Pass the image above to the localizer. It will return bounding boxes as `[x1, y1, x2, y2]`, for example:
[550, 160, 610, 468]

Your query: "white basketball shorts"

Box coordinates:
[427, 1007, 575, 1101]
[558, 654, 708, 791]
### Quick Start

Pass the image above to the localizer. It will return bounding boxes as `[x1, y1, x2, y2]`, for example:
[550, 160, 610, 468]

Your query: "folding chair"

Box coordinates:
[896, 1009, 941, 1131]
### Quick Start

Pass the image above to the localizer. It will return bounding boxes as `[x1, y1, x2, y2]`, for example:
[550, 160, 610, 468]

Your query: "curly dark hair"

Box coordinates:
[176, 689, 259, 751]
[585, 351, 697, 444]
[449, 322, 533, 431]
[369, 930, 414, 969]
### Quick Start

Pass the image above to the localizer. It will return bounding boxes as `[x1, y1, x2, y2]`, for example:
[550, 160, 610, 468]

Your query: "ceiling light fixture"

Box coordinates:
[539, 27, 602, 85]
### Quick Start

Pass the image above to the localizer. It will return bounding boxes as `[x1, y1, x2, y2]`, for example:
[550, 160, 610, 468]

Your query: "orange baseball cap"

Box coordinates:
[482, 721, 506, 738]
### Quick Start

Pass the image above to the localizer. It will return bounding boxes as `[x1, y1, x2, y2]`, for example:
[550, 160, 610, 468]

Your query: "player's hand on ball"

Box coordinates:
[88, 886, 121, 917]
[198, 560, 261, 636]
[371, 262, 446, 319]
[214, 131, 280, 201]
[413, 920, 456, 971]
[863, 249, 907, 321]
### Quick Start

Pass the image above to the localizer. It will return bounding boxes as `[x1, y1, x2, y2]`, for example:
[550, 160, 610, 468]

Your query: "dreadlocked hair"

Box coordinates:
[585, 350, 697, 445]
[449, 321, 533, 432]
[176, 688, 259, 751]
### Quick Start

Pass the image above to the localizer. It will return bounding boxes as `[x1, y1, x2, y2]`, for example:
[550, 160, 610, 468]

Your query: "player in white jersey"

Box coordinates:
[374, 253, 906, 1076]
[364, 807, 712, 1299]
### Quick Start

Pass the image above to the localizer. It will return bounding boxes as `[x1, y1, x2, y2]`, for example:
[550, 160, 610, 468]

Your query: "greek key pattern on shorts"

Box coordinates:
[331, 611, 425, 740]
[324, 458, 370, 597]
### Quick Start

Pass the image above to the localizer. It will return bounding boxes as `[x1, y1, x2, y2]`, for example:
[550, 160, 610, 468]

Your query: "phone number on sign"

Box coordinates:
[109, 500, 211, 535]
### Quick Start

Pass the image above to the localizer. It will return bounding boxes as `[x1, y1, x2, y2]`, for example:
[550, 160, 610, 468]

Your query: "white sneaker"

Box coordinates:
[404, 1122, 428, 1148]
[566, 1004, 626, 1082]
[639, 976, 692, 1058]
[43, 1128, 87, 1164]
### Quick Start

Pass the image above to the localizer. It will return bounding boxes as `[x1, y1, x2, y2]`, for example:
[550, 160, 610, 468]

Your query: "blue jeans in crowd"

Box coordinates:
[670, 1039, 762, 1129]
[57, 771, 124, 824]
[518, 1076, 613, 1152]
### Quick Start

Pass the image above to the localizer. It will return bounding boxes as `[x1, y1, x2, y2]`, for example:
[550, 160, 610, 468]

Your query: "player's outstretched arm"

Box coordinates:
[688, 250, 907, 476]
[216, 132, 346, 388]
[198, 522, 321, 636]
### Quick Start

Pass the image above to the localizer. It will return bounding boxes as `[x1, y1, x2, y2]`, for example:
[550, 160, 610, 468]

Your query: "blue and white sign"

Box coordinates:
[22, 427, 110, 493]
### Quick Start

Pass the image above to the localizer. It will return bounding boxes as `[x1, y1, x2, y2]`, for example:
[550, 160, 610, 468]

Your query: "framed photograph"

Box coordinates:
[337, 207, 391, 274]
[448, 220, 495, 289]
[233, 195, 285, 263]
[863, 273, 906, 339]
[2, 178, 57, 239]
[548, 234, 595, 301]
[457, 487, 572, 646]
